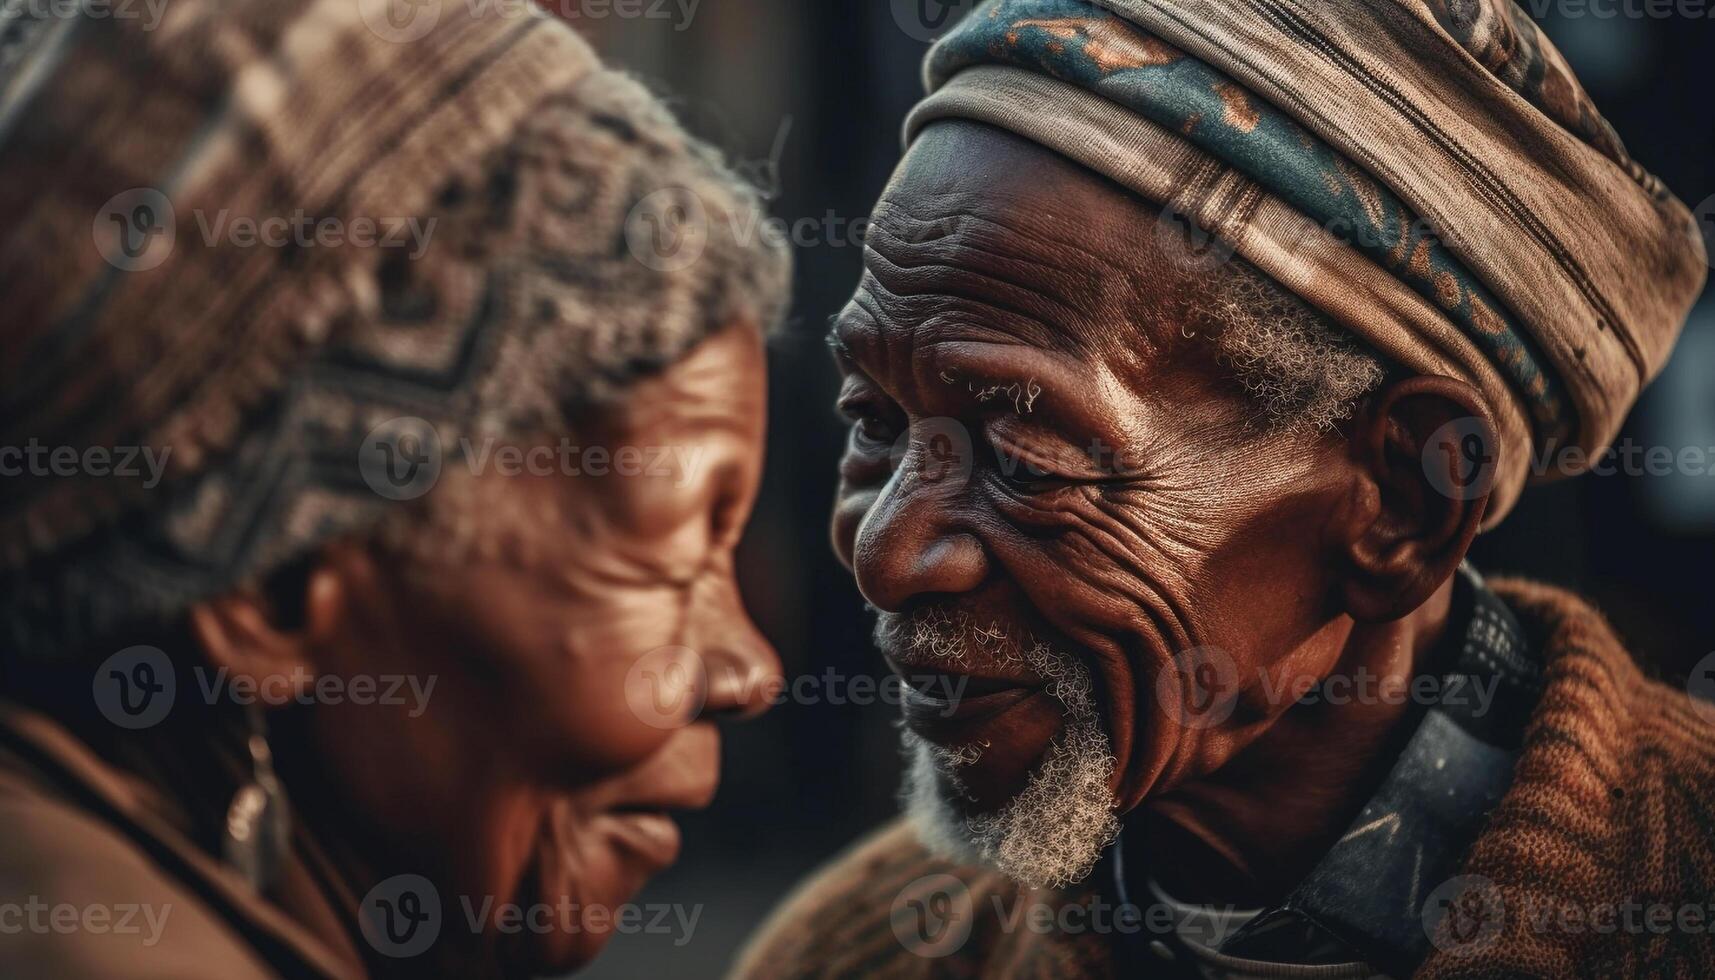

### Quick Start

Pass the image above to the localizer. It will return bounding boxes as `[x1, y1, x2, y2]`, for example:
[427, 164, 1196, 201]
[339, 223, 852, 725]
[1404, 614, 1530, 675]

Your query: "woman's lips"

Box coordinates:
[605, 810, 682, 873]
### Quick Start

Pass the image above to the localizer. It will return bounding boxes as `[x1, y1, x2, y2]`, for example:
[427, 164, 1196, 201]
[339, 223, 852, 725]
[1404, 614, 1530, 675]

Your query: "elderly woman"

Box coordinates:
[740, 1, 1713, 978]
[0, 1, 785, 978]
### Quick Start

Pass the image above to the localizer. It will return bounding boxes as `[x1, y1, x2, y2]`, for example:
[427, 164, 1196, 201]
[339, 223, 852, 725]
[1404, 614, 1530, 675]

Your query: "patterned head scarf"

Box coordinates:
[906, 0, 1707, 525]
[0, 0, 788, 661]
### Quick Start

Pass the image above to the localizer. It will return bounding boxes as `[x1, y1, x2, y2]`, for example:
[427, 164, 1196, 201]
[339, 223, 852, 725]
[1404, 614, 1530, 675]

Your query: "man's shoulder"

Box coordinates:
[1419, 578, 1715, 979]
[732, 818, 1112, 980]
[732, 818, 989, 979]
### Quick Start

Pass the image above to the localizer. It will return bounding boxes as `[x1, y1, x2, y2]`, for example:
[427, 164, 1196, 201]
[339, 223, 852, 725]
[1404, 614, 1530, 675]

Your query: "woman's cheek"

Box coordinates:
[530, 598, 696, 777]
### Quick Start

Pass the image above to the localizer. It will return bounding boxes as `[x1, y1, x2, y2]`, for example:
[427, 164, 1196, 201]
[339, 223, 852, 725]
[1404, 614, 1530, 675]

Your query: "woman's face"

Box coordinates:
[295, 323, 779, 976]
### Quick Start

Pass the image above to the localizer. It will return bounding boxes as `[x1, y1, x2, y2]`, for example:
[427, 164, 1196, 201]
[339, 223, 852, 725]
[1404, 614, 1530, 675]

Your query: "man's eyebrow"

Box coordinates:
[824, 323, 850, 358]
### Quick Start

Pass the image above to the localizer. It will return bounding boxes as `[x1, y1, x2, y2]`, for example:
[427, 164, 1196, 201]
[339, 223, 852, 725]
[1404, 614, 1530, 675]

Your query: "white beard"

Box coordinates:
[885, 611, 1121, 890]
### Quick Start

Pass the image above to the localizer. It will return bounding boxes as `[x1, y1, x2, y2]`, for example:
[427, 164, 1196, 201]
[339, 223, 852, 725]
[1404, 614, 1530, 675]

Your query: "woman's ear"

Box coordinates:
[1332, 375, 1495, 622]
[187, 556, 354, 707]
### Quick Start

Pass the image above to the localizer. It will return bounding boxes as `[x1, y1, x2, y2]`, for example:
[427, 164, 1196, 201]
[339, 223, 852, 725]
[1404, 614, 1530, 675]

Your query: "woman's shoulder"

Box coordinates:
[0, 769, 283, 979]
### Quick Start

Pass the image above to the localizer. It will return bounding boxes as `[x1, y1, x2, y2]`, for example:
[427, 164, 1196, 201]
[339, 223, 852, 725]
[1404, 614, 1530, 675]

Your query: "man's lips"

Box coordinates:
[882, 652, 1044, 694]
[885, 654, 1054, 747]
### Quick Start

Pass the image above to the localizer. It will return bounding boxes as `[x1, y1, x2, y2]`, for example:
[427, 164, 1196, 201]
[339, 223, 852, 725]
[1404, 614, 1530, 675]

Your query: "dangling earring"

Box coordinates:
[224, 704, 292, 891]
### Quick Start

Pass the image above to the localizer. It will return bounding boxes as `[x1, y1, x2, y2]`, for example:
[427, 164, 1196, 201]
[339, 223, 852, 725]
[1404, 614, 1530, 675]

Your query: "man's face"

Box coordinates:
[297, 323, 779, 975]
[830, 122, 1355, 886]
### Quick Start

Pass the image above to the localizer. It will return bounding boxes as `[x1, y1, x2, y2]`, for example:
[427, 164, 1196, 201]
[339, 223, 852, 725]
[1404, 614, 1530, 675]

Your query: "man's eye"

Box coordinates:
[839, 403, 899, 448]
[992, 458, 1072, 495]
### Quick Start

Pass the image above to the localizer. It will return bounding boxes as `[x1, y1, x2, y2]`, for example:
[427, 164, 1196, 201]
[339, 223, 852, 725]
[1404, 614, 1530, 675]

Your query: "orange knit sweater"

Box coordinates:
[734, 580, 1715, 979]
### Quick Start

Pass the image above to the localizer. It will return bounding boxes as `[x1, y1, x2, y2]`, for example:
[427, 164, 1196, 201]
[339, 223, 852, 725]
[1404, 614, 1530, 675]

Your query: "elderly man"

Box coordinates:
[738, 0, 1712, 977]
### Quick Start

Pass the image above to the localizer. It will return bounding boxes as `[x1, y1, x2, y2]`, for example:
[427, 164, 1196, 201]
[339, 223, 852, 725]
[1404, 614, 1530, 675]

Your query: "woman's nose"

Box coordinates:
[687, 570, 782, 721]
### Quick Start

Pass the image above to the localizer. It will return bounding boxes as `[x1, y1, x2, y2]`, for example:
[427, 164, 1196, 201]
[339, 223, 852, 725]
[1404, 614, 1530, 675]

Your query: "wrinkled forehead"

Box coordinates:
[845, 120, 1220, 387]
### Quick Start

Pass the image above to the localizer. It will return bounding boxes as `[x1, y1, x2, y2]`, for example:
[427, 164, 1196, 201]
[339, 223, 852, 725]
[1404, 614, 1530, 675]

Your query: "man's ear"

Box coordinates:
[187, 556, 352, 704]
[1333, 375, 1495, 622]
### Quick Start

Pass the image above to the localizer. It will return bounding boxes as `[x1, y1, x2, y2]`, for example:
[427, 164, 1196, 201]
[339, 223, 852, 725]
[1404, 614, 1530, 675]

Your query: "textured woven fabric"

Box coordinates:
[904, 0, 1707, 526]
[0, 0, 789, 662]
[732, 580, 1715, 979]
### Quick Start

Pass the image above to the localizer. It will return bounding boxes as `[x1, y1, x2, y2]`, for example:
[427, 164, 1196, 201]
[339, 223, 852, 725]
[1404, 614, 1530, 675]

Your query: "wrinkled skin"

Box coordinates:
[832, 122, 1492, 904]
[190, 323, 780, 977]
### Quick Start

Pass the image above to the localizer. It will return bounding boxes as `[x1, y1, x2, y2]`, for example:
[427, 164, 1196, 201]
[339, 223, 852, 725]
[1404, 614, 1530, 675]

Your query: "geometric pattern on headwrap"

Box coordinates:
[927, 0, 1571, 446]
[0, 0, 789, 662]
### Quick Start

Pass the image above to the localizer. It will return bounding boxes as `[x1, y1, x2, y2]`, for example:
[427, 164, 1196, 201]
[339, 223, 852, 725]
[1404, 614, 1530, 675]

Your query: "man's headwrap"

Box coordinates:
[0, 0, 788, 661]
[907, 0, 1706, 525]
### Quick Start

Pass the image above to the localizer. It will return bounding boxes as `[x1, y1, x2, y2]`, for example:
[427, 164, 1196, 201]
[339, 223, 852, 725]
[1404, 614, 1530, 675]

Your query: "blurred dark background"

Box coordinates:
[562, 2, 1715, 976]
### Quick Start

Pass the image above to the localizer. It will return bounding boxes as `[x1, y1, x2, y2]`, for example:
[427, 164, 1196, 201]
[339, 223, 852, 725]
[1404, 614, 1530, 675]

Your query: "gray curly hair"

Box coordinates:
[1196, 258, 1389, 434]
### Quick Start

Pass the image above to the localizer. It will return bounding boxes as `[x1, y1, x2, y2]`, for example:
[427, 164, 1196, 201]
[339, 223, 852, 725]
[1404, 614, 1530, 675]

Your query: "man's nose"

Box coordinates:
[687, 570, 782, 721]
[851, 451, 987, 612]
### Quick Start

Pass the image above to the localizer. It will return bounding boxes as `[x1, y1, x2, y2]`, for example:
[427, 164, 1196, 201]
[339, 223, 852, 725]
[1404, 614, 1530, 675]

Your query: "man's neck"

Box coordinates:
[1136, 576, 1457, 907]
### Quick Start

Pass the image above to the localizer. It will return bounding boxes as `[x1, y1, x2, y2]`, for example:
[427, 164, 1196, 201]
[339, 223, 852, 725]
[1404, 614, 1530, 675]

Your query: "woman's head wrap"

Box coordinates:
[907, 0, 1706, 525]
[0, 0, 788, 660]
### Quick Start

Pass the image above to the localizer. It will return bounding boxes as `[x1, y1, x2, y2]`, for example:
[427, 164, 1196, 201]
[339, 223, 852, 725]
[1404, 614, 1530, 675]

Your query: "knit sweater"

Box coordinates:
[732, 580, 1715, 979]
